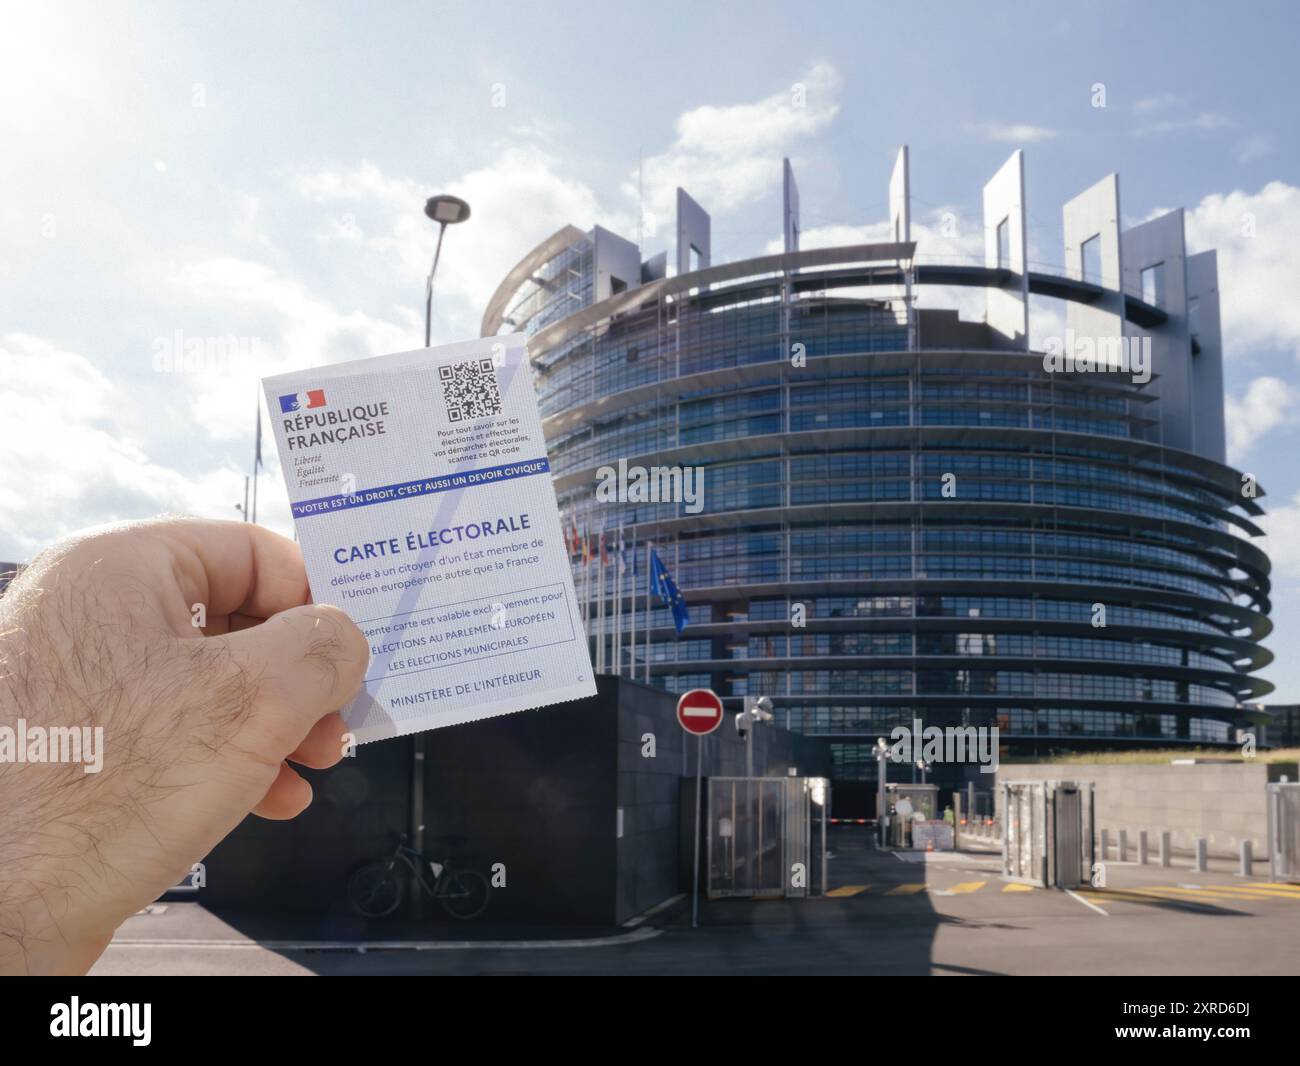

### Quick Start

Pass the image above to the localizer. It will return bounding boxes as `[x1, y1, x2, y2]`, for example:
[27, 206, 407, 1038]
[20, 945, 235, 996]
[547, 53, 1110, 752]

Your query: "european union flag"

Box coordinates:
[649, 548, 689, 634]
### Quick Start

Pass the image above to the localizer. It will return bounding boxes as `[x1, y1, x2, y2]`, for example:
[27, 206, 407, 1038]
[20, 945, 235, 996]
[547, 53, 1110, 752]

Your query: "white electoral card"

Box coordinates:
[262, 334, 595, 743]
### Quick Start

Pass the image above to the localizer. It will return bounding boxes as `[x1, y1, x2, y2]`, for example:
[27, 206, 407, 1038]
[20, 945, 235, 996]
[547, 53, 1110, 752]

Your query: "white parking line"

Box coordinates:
[1065, 889, 1108, 916]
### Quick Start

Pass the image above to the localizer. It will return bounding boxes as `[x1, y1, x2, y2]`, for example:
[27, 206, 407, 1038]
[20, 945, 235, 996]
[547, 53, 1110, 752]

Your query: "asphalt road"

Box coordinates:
[90, 835, 1300, 975]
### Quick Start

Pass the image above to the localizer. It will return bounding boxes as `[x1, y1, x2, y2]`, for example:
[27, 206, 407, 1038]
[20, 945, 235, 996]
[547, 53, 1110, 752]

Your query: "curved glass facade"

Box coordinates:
[490, 233, 1273, 780]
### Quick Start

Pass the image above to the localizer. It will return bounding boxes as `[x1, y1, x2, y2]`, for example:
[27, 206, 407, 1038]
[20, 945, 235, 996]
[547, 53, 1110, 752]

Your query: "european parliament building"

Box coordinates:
[481, 148, 1273, 788]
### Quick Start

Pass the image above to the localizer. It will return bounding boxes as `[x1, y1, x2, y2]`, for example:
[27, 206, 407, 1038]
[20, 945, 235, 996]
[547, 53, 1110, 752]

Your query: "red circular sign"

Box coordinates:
[676, 688, 724, 736]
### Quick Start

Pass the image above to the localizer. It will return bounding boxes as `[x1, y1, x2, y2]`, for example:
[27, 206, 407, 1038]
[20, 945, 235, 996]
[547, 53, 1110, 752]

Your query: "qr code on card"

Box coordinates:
[438, 358, 503, 423]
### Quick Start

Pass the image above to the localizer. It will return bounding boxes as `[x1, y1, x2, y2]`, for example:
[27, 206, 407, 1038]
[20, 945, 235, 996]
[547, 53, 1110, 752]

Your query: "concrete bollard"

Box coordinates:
[1100, 828, 1109, 861]
[1138, 830, 1149, 865]
[1119, 828, 1129, 863]
[1195, 838, 1207, 873]
[1160, 830, 1171, 868]
[1239, 840, 1253, 878]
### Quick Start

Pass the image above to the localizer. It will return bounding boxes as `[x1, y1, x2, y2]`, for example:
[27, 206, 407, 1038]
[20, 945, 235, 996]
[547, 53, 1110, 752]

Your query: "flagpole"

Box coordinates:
[628, 528, 637, 682]
[644, 540, 652, 684]
[251, 438, 260, 525]
[595, 527, 600, 670]
[597, 532, 605, 673]
[614, 525, 621, 675]
[605, 530, 611, 674]
[567, 519, 578, 626]
[585, 527, 592, 635]
[251, 387, 262, 524]
[613, 525, 618, 676]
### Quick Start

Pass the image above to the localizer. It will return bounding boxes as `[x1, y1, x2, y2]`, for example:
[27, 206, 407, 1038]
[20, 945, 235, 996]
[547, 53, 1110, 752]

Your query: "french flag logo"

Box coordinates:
[279, 389, 326, 413]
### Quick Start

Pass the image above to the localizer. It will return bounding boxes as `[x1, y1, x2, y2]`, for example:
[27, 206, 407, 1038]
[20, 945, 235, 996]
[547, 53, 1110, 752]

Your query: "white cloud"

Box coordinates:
[1133, 92, 1185, 114]
[1224, 376, 1298, 462]
[1235, 133, 1274, 165]
[633, 62, 842, 223]
[1136, 112, 1235, 136]
[771, 220, 888, 253]
[294, 65, 842, 328]
[965, 123, 1057, 143]
[0, 334, 247, 560]
[295, 146, 613, 334]
[1259, 491, 1300, 581]
[233, 193, 272, 248]
[1182, 182, 1300, 362]
[146, 255, 417, 447]
[777, 208, 985, 261]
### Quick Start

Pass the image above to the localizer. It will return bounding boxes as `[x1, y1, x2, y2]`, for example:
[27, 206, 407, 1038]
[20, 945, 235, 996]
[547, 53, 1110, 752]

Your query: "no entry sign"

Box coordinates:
[677, 687, 722, 930]
[677, 688, 724, 736]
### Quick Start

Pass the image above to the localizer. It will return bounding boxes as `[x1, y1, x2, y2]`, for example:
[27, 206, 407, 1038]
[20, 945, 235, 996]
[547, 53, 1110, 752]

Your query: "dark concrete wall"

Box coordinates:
[200, 675, 829, 926]
[418, 688, 619, 924]
[202, 736, 411, 916]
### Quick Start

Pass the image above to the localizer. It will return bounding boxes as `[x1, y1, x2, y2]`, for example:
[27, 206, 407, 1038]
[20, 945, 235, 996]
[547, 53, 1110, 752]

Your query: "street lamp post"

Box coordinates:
[409, 193, 471, 919]
[422, 194, 471, 346]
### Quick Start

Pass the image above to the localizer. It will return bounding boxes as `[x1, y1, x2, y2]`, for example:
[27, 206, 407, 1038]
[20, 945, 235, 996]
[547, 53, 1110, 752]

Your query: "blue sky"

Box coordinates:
[2, 0, 1298, 698]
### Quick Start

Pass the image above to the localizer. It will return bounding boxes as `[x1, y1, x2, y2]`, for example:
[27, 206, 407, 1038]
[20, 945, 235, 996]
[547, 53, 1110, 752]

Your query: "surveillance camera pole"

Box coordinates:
[740, 696, 774, 779]
[743, 697, 755, 780]
[876, 738, 889, 848]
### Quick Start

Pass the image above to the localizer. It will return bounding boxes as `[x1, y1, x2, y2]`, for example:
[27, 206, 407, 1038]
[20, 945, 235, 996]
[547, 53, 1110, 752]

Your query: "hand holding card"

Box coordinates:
[262, 335, 596, 744]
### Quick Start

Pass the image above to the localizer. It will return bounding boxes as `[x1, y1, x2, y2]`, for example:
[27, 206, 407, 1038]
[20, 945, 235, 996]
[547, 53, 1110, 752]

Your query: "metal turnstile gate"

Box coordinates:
[1268, 782, 1300, 881]
[1002, 780, 1094, 888]
[706, 777, 830, 899]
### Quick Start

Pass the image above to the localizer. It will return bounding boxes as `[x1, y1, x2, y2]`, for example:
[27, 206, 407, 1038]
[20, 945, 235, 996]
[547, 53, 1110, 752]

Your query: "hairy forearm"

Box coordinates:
[0, 518, 366, 975]
[0, 572, 121, 974]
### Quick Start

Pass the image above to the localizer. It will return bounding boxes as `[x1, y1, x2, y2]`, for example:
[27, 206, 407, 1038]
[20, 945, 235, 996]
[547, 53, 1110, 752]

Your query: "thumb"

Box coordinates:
[213, 603, 370, 762]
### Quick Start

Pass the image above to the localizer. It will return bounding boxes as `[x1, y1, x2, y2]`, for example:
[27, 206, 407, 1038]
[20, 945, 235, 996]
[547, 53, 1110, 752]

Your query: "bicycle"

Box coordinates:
[347, 835, 492, 921]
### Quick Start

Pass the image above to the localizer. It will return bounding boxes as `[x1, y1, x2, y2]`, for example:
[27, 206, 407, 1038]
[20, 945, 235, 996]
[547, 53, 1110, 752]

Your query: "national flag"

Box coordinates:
[279, 389, 326, 413]
[649, 548, 689, 634]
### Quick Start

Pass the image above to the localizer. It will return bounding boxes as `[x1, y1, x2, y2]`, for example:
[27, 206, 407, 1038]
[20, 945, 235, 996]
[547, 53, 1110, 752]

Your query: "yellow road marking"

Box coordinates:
[1124, 888, 1239, 907]
[1129, 884, 1268, 898]
[1130, 887, 1226, 898]
[1158, 884, 1300, 901]
[885, 883, 927, 896]
[1077, 889, 1181, 905]
[1002, 883, 1034, 893]
[826, 885, 869, 898]
[946, 881, 986, 894]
